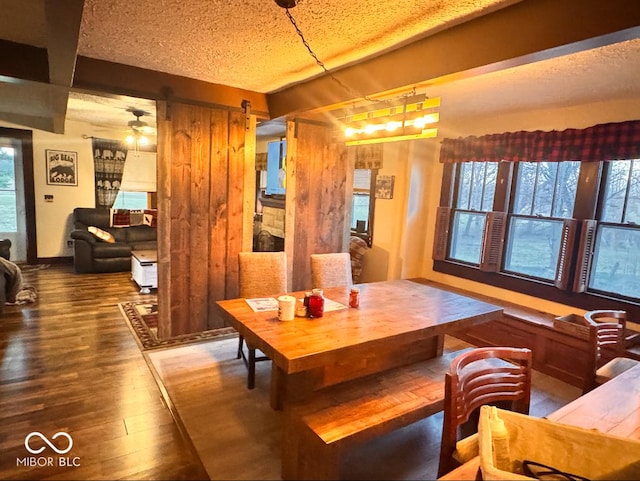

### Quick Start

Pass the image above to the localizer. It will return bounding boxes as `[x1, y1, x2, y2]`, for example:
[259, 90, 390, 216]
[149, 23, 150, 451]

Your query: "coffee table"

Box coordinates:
[131, 249, 158, 293]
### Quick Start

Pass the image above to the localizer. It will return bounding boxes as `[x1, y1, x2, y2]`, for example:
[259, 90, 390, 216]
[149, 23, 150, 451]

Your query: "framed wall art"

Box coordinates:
[46, 149, 78, 186]
[375, 175, 395, 199]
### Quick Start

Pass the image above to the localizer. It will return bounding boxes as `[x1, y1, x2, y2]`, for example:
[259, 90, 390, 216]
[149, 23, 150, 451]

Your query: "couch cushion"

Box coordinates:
[92, 242, 132, 258]
[126, 225, 157, 244]
[74, 207, 111, 229]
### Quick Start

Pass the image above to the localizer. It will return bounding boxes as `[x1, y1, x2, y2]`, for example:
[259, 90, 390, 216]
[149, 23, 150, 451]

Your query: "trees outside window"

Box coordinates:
[0, 146, 17, 232]
[435, 157, 640, 309]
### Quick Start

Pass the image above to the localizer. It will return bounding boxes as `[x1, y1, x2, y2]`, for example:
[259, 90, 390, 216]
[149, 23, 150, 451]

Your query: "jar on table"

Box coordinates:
[349, 287, 360, 308]
[308, 288, 325, 318]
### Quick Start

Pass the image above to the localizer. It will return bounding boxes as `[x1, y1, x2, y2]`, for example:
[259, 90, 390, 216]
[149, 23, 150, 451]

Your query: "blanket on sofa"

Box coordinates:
[0, 256, 23, 303]
[110, 208, 158, 228]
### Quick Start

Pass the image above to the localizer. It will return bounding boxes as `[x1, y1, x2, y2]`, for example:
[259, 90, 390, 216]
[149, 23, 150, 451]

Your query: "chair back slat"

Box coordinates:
[438, 346, 532, 478]
[579, 309, 628, 393]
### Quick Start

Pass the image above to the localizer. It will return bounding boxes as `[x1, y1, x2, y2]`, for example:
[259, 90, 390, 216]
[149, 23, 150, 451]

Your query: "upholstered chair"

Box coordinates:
[310, 252, 352, 289]
[237, 251, 288, 389]
[0, 239, 11, 260]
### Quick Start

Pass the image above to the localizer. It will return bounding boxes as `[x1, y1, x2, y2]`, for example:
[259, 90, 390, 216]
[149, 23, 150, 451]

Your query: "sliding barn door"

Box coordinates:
[286, 120, 349, 291]
[156, 101, 255, 338]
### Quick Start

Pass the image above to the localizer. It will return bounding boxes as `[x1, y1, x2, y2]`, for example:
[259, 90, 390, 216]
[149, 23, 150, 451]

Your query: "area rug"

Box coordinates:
[118, 300, 238, 351]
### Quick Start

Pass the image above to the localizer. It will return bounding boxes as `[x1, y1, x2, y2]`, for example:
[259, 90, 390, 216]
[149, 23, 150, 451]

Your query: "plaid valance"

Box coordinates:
[439, 120, 640, 163]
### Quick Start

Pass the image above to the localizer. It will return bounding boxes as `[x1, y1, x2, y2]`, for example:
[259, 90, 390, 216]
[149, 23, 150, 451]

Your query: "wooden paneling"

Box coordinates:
[288, 120, 348, 291]
[157, 101, 251, 338]
[157, 109, 348, 336]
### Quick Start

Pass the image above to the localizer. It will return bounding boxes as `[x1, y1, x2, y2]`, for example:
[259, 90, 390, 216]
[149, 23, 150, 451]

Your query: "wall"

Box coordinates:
[0, 118, 133, 261]
[363, 96, 640, 317]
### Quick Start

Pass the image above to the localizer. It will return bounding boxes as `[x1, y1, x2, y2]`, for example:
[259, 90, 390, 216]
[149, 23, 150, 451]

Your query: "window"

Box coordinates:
[503, 161, 580, 281]
[588, 160, 640, 299]
[112, 191, 149, 210]
[449, 162, 497, 264]
[351, 169, 376, 246]
[0, 146, 17, 232]
[435, 156, 640, 311]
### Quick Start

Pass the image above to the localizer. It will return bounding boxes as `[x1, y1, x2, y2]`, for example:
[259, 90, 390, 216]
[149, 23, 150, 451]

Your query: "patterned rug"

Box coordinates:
[118, 300, 238, 351]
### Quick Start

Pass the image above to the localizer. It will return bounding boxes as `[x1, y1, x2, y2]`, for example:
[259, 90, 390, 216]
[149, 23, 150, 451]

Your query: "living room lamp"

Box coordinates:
[343, 95, 440, 146]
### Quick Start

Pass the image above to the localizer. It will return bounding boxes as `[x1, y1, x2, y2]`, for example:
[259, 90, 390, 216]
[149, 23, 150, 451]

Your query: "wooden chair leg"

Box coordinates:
[248, 347, 256, 389]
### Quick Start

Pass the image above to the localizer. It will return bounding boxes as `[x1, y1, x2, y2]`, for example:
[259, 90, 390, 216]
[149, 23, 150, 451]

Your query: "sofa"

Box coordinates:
[70, 207, 157, 273]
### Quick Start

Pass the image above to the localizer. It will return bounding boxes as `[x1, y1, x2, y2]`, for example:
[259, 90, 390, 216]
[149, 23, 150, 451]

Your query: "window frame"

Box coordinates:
[350, 168, 377, 247]
[433, 159, 640, 319]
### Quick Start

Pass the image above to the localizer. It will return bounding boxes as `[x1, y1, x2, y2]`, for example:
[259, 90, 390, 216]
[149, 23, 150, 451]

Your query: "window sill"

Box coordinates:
[433, 259, 640, 320]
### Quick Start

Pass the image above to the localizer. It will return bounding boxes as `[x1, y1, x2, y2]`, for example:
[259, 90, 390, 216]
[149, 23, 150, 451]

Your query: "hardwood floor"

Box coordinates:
[0, 264, 582, 480]
[0, 264, 208, 480]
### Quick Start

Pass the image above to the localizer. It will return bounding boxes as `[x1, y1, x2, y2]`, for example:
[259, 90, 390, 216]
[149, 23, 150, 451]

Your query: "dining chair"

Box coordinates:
[580, 309, 639, 394]
[237, 251, 287, 389]
[310, 252, 352, 289]
[437, 346, 532, 478]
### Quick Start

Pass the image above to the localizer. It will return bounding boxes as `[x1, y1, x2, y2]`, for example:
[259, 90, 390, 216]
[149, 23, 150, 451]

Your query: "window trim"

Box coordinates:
[434, 161, 640, 320]
[350, 168, 377, 247]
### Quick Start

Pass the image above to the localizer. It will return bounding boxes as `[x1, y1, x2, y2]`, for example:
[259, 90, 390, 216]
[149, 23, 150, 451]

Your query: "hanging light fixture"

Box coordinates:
[273, 1, 441, 146]
[125, 109, 150, 153]
[342, 94, 440, 146]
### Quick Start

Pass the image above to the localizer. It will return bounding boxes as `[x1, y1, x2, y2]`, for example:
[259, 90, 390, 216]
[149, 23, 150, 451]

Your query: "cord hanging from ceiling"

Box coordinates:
[274, 0, 440, 145]
[275, 0, 377, 103]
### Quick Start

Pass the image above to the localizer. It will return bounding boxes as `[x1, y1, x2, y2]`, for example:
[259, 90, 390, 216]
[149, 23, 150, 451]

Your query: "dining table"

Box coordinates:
[215, 278, 503, 410]
[546, 360, 640, 439]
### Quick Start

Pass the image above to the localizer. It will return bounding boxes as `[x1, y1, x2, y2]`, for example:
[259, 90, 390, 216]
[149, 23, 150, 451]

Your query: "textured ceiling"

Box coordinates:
[0, 0, 639, 140]
[76, 0, 518, 93]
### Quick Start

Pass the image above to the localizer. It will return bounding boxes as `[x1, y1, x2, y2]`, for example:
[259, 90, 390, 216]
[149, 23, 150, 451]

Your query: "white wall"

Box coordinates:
[0, 118, 155, 260]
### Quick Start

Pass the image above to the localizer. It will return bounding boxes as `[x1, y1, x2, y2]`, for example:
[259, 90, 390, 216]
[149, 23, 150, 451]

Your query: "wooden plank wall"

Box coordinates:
[156, 101, 253, 338]
[287, 120, 348, 291]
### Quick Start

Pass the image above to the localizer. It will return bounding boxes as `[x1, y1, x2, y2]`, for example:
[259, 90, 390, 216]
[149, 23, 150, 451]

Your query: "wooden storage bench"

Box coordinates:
[281, 348, 471, 480]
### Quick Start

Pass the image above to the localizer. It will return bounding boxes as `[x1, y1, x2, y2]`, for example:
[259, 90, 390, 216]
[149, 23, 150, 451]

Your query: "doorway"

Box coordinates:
[0, 128, 36, 264]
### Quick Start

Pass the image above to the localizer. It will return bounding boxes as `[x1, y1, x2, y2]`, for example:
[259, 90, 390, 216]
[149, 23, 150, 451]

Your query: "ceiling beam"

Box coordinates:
[266, 0, 640, 119]
[0, 2, 84, 133]
[72, 57, 270, 119]
[43, 0, 85, 133]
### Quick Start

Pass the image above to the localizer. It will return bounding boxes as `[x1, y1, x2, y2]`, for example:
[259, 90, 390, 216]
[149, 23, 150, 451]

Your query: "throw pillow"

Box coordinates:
[88, 226, 115, 243]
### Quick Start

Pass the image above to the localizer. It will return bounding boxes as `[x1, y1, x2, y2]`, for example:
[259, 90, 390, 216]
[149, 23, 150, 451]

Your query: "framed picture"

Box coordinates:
[46, 149, 78, 186]
[375, 175, 395, 199]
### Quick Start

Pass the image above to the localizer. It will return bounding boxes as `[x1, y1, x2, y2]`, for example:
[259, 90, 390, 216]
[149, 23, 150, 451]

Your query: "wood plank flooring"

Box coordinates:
[0, 264, 208, 480]
[0, 264, 582, 480]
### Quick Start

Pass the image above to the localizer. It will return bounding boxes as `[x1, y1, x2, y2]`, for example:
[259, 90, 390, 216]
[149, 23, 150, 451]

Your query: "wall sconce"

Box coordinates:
[342, 95, 440, 146]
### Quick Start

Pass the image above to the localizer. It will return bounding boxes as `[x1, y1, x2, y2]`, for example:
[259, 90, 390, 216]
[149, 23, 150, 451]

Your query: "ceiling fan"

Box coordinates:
[125, 108, 152, 150]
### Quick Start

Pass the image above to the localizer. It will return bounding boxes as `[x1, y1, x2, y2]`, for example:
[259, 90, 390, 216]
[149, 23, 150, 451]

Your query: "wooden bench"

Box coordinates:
[281, 348, 471, 480]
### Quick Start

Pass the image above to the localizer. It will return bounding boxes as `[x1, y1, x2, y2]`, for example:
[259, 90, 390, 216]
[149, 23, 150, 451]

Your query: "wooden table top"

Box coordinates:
[216, 278, 503, 374]
[547, 361, 640, 440]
